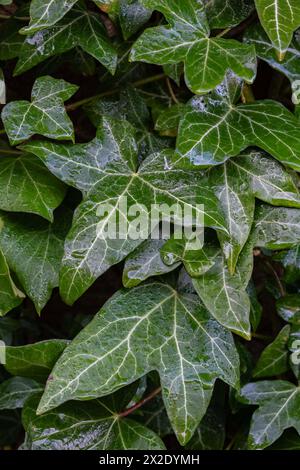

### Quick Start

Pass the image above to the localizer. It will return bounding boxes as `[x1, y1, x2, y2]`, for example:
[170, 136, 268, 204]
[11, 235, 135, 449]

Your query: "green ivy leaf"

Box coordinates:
[204, 0, 255, 28]
[0, 208, 71, 313]
[0, 153, 66, 221]
[245, 23, 300, 83]
[123, 239, 180, 288]
[14, 4, 118, 76]
[119, 0, 153, 39]
[273, 246, 300, 284]
[1, 76, 78, 146]
[22, 117, 227, 305]
[36, 282, 239, 445]
[130, 0, 257, 94]
[175, 72, 300, 170]
[277, 294, 300, 324]
[22, 389, 165, 450]
[253, 325, 290, 378]
[0, 378, 43, 410]
[4, 340, 69, 382]
[240, 380, 300, 449]
[254, 0, 300, 54]
[0, 248, 25, 317]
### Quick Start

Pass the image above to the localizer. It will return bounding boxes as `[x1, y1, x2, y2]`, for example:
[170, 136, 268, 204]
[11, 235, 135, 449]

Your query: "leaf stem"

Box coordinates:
[0, 14, 29, 20]
[118, 387, 162, 418]
[265, 260, 286, 297]
[66, 73, 166, 111]
[241, 84, 255, 103]
[216, 27, 231, 38]
[166, 77, 179, 104]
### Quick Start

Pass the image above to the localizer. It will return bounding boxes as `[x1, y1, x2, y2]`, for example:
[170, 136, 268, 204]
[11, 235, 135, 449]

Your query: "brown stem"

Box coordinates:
[166, 77, 179, 104]
[118, 387, 162, 418]
[265, 260, 286, 297]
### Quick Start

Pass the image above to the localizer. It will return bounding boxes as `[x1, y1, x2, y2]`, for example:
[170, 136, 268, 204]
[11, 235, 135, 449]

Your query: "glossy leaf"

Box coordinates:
[1, 76, 78, 146]
[37, 282, 239, 445]
[254, 0, 300, 53]
[0, 153, 66, 221]
[0, 208, 71, 313]
[253, 325, 290, 378]
[4, 340, 69, 381]
[175, 72, 300, 170]
[204, 0, 255, 28]
[240, 380, 300, 449]
[0, 249, 24, 317]
[0, 377, 43, 410]
[22, 117, 227, 305]
[277, 294, 300, 324]
[119, 0, 152, 39]
[130, 0, 257, 94]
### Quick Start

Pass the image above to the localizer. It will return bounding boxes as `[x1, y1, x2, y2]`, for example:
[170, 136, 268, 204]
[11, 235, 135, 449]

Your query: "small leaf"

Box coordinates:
[130, 0, 257, 94]
[277, 294, 300, 324]
[273, 246, 300, 284]
[175, 72, 300, 171]
[0, 208, 71, 313]
[4, 339, 69, 381]
[0, 248, 24, 317]
[37, 282, 239, 445]
[22, 389, 165, 450]
[253, 325, 290, 378]
[0, 153, 66, 221]
[240, 380, 300, 449]
[1, 76, 78, 145]
[254, 0, 300, 53]
[0, 377, 43, 410]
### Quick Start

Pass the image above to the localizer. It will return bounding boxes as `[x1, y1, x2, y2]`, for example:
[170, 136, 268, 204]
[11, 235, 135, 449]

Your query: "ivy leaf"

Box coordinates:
[1, 76, 78, 146]
[0, 208, 71, 313]
[123, 239, 180, 288]
[14, 4, 118, 76]
[267, 429, 300, 450]
[0, 153, 66, 221]
[0, 378, 43, 410]
[0, 249, 24, 317]
[175, 72, 300, 170]
[4, 340, 69, 382]
[130, 0, 257, 94]
[36, 282, 239, 445]
[277, 295, 300, 324]
[22, 389, 165, 450]
[254, 0, 300, 55]
[119, 0, 153, 39]
[240, 380, 300, 449]
[273, 246, 300, 284]
[22, 117, 227, 305]
[253, 325, 290, 378]
[245, 23, 300, 83]
[208, 150, 300, 272]
[204, 0, 255, 28]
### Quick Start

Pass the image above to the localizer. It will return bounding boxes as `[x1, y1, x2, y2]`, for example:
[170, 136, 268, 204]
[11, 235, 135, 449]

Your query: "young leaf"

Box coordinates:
[253, 325, 290, 378]
[14, 4, 118, 76]
[22, 390, 165, 450]
[36, 282, 239, 445]
[0, 208, 71, 313]
[240, 380, 300, 449]
[130, 0, 257, 94]
[0, 249, 24, 317]
[22, 117, 227, 305]
[175, 72, 300, 170]
[0, 377, 43, 410]
[0, 153, 66, 221]
[254, 0, 300, 54]
[4, 340, 69, 381]
[1, 76, 78, 146]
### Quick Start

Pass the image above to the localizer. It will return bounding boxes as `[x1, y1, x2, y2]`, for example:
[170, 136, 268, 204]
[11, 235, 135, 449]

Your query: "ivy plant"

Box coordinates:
[0, 0, 300, 452]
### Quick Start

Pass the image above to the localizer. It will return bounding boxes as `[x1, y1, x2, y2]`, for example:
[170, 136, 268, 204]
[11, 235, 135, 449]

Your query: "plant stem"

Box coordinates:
[66, 73, 166, 111]
[252, 332, 273, 341]
[0, 14, 29, 20]
[265, 260, 286, 297]
[0, 14, 10, 19]
[166, 77, 179, 104]
[118, 387, 162, 418]
[241, 84, 255, 103]
[216, 27, 231, 38]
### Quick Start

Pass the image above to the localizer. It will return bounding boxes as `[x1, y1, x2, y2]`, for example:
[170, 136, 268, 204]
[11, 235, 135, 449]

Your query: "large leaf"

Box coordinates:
[0, 249, 24, 317]
[1, 76, 78, 146]
[4, 340, 69, 381]
[254, 0, 300, 54]
[36, 282, 239, 445]
[240, 380, 300, 449]
[130, 0, 257, 94]
[22, 390, 165, 450]
[175, 72, 300, 170]
[245, 23, 300, 83]
[14, 3, 118, 76]
[0, 377, 43, 410]
[253, 325, 290, 378]
[22, 117, 227, 305]
[0, 153, 66, 221]
[0, 208, 71, 313]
